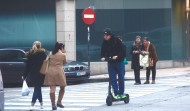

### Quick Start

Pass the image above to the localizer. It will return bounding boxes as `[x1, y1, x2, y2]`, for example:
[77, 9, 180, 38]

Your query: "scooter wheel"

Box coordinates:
[106, 95, 112, 106]
[124, 94, 130, 104]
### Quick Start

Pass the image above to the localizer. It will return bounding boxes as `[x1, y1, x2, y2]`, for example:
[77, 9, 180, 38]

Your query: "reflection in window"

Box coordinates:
[76, 0, 172, 62]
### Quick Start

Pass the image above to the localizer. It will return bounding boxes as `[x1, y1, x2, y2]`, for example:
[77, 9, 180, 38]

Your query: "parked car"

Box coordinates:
[64, 61, 90, 81]
[0, 48, 30, 84]
[0, 48, 90, 85]
[0, 69, 4, 111]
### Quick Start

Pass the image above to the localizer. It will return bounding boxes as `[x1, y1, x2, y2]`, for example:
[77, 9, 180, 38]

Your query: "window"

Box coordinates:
[76, 0, 172, 62]
[0, 50, 26, 62]
[0, 0, 56, 51]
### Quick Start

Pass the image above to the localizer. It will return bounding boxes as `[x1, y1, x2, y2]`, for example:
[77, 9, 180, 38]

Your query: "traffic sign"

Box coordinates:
[82, 8, 95, 25]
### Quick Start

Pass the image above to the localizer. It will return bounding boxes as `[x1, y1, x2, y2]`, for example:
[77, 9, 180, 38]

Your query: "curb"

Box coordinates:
[84, 74, 190, 83]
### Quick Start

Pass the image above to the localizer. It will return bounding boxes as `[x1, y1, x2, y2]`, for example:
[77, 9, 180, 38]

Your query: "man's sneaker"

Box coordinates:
[120, 94, 126, 98]
[114, 95, 120, 99]
[40, 103, 43, 109]
[40, 105, 43, 109]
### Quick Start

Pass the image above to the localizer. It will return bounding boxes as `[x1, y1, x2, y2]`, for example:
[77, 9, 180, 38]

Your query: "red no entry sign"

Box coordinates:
[82, 8, 95, 25]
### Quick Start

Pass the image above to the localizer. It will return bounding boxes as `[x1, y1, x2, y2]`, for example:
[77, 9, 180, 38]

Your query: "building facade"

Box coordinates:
[0, 0, 190, 74]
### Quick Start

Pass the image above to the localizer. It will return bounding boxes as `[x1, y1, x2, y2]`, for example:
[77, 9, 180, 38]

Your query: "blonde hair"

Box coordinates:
[26, 41, 45, 56]
[32, 41, 41, 52]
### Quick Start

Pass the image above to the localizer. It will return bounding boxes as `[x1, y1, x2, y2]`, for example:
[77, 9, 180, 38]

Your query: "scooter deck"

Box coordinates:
[112, 97, 126, 102]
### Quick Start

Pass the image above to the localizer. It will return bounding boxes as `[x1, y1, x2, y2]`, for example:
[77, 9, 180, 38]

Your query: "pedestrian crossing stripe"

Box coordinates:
[16, 99, 105, 102]
[4, 76, 190, 111]
[5, 103, 102, 106]
[4, 107, 87, 111]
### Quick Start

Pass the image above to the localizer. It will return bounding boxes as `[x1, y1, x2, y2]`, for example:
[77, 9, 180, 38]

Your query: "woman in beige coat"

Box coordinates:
[44, 42, 67, 110]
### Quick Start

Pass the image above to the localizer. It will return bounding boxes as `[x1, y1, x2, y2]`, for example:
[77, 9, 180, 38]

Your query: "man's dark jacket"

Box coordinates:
[101, 36, 125, 63]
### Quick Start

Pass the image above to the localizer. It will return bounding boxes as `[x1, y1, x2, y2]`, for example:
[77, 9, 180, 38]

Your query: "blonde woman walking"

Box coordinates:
[22, 41, 47, 110]
[44, 42, 67, 110]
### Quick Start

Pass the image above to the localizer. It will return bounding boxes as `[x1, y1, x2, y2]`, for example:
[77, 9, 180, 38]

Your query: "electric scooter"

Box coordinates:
[105, 57, 130, 106]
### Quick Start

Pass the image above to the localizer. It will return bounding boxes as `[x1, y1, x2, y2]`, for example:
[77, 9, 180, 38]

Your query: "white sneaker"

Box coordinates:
[40, 102, 44, 109]
[40, 105, 44, 109]
[30, 106, 35, 110]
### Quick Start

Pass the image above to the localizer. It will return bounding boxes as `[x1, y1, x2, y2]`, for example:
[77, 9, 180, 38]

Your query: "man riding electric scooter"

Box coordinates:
[101, 28, 126, 99]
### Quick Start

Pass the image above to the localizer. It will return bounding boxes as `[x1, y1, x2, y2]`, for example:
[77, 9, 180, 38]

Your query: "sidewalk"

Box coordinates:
[87, 67, 190, 83]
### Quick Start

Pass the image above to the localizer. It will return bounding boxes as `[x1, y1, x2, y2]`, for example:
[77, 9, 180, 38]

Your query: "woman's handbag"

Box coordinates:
[40, 54, 50, 75]
[140, 54, 149, 67]
[140, 42, 151, 67]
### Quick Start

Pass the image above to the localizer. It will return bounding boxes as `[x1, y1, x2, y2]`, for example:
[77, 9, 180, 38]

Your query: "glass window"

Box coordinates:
[0, 50, 10, 62]
[76, 0, 172, 62]
[0, 0, 56, 51]
[0, 50, 26, 62]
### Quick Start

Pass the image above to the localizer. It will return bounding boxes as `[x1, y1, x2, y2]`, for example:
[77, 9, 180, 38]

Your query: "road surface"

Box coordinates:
[4, 75, 190, 111]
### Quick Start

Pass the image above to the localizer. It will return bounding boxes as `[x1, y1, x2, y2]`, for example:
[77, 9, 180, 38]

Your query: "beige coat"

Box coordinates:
[44, 51, 67, 86]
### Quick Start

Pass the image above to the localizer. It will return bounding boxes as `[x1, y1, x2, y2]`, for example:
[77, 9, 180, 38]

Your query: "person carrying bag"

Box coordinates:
[22, 41, 47, 110]
[142, 37, 158, 84]
[44, 42, 67, 110]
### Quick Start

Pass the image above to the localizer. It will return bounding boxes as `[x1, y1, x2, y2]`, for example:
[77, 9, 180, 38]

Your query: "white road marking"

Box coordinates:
[4, 76, 190, 111]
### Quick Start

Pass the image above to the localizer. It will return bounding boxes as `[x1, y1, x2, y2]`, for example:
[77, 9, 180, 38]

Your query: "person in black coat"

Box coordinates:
[117, 36, 127, 62]
[101, 28, 126, 99]
[130, 36, 143, 85]
[101, 34, 125, 63]
[117, 35, 127, 71]
[22, 41, 47, 110]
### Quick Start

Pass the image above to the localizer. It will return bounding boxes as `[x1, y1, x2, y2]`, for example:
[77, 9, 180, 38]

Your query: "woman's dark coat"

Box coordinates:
[130, 43, 143, 69]
[23, 49, 47, 86]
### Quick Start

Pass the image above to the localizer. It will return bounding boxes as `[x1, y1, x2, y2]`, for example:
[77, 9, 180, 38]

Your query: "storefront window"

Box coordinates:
[76, 0, 186, 62]
[0, 0, 56, 50]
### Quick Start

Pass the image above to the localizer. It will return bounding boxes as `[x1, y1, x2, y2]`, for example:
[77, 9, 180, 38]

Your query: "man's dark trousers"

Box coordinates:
[108, 61, 125, 96]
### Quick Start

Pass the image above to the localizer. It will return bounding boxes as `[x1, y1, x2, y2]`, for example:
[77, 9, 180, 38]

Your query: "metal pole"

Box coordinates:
[87, 26, 90, 70]
[186, 0, 190, 60]
[186, 11, 189, 60]
[186, 10, 190, 60]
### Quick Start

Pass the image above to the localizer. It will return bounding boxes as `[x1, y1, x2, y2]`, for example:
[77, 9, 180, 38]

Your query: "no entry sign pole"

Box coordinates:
[82, 8, 95, 71]
[87, 26, 90, 70]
